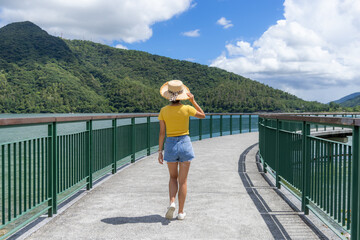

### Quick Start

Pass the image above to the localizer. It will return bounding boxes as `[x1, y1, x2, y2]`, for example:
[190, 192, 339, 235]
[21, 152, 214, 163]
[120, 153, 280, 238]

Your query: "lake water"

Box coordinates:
[0, 113, 156, 144]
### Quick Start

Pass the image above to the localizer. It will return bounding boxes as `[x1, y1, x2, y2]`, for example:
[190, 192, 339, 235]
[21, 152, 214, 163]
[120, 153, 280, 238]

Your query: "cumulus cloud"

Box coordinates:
[216, 17, 233, 29]
[0, 0, 192, 43]
[115, 44, 127, 50]
[211, 0, 360, 102]
[182, 29, 200, 37]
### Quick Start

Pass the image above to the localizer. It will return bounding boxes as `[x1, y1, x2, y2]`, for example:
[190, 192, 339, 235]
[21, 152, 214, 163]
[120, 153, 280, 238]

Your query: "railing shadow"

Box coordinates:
[101, 214, 171, 226]
[238, 143, 328, 240]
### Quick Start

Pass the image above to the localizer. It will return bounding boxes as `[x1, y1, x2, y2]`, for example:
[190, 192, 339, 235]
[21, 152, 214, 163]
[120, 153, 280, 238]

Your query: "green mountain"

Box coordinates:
[0, 21, 329, 113]
[338, 95, 360, 107]
[333, 92, 360, 106]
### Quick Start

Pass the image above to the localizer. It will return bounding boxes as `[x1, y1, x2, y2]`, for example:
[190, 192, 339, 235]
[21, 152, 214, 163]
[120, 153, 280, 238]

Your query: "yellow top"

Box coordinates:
[158, 104, 197, 137]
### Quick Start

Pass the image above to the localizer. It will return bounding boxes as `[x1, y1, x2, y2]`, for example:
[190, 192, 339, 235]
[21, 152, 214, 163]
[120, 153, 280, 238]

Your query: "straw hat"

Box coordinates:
[160, 80, 190, 101]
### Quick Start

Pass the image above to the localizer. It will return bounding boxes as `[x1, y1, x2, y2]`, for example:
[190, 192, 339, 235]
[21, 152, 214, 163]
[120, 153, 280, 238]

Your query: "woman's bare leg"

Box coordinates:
[178, 161, 191, 213]
[167, 162, 179, 203]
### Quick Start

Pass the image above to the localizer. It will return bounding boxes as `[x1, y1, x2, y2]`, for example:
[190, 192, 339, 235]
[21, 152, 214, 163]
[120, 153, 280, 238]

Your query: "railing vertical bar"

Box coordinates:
[275, 119, 280, 188]
[147, 117, 151, 155]
[19, 142, 22, 215]
[82, 132, 86, 179]
[351, 126, 359, 240]
[2, 145, 6, 224]
[32, 139, 36, 207]
[112, 119, 117, 173]
[77, 133, 79, 183]
[342, 144, 347, 226]
[210, 115, 213, 138]
[338, 144, 343, 223]
[41, 138, 44, 203]
[325, 142, 329, 213]
[67, 135, 70, 189]
[320, 141, 324, 209]
[239, 115, 242, 133]
[131, 118, 135, 163]
[301, 121, 310, 214]
[86, 120, 93, 190]
[13, 143, 17, 218]
[24, 141, 27, 213]
[334, 142, 338, 220]
[74, 134, 77, 184]
[230, 115, 232, 135]
[47, 124, 53, 217]
[346, 145, 351, 230]
[8, 144, 11, 222]
[329, 143, 334, 217]
[71, 134, 74, 187]
[62, 136, 65, 192]
[249, 115, 252, 132]
[37, 139, 40, 205]
[315, 140, 319, 205]
[28, 140, 31, 211]
[58, 137, 61, 193]
[309, 139, 312, 200]
[199, 118, 202, 140]
[52, 123, 58, 214]
[220, 115, 223, 136]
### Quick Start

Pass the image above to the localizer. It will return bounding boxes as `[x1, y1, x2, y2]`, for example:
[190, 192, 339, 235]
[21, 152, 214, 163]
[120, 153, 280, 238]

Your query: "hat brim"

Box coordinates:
[160, 82, 190, 100]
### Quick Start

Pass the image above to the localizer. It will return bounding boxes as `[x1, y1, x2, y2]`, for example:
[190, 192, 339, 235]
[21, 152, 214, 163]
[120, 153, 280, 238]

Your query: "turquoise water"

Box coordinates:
[0, 113, 155, 144]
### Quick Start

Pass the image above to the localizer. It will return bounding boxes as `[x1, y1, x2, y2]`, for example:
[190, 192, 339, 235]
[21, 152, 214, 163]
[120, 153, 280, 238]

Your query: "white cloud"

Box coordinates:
[216, 17, 233, 29]
[115, 44, 127, 50]
[0, 0, 192, 43]
[182, 29, 200, 37]
[211, 0, 360, 103]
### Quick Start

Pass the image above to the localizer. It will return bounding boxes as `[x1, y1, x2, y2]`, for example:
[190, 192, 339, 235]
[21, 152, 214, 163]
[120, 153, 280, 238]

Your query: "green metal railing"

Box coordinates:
[259, 113, 360, 239]
[0, 113, 257, 239]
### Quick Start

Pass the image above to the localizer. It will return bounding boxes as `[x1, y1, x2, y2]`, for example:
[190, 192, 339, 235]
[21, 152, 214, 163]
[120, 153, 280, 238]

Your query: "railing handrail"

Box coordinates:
[0, 113, 262, 126]
[259, 113, 360, 126]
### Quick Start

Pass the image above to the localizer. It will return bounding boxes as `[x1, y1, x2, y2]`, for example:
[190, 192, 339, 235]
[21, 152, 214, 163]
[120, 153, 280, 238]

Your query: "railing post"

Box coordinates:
[249, 115, 252, 132]
[199, 118, 202, 140]
[47, 124, 53, 217]
[86, 120, 93, 190]
[262, 118, 267, 173]
[239, 115, 242, 133]
[351, 125, 360, 240]
[112, 119, 117, 174]
[210, 115, 213, 138]
[301, 121, 310, 214]
[220, 115, 223, 136]
[131, 117, 135, 163]
[275, 119, 280, 188]
[147, 116, 151, 155]
[230, 115, 233, 135]
[49, 122, 58, 215]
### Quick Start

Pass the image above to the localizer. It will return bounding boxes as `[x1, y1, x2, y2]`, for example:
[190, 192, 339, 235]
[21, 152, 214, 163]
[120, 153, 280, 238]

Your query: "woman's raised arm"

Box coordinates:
[187, 92, 205, 119]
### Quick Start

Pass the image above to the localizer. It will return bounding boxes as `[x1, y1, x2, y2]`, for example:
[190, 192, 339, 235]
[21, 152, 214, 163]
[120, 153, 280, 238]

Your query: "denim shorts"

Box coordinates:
[164, 135, 195, 162]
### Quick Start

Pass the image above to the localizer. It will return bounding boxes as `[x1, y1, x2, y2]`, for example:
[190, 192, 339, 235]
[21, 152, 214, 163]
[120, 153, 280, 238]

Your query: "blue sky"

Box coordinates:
[125, 0, 284, 65]
[1, 0, 360, 103]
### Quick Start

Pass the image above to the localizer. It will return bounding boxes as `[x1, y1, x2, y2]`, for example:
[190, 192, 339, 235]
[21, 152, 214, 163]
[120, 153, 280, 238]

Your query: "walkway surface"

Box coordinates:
[20, 133, 336, 239]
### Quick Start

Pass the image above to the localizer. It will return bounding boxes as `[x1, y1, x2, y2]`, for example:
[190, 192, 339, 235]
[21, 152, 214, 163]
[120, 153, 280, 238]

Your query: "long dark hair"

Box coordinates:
[170, 100, 180, 104]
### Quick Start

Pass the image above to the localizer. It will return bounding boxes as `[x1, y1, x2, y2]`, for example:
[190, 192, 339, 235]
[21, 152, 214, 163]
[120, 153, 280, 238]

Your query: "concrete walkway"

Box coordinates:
[21, 133, 335, 239]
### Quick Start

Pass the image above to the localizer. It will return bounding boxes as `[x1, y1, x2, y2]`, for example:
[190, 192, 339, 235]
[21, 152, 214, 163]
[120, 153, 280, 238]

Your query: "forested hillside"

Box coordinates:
[338, 95, 360, 107]
[0, 21, 329, 113]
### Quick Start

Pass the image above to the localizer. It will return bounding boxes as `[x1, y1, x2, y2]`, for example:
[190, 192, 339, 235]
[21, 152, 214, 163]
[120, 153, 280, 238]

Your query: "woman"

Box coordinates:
[158, 80, 205, 220]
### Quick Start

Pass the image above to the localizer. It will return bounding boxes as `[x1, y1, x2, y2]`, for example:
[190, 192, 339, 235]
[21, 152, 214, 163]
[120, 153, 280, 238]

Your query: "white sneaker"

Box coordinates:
[165, 202, 176, 219]
[177, 212, 186, 220]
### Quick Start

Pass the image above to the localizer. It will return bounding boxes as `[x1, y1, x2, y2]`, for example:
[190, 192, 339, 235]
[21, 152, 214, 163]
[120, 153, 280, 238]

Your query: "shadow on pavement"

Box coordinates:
[101, 214, 171, 226]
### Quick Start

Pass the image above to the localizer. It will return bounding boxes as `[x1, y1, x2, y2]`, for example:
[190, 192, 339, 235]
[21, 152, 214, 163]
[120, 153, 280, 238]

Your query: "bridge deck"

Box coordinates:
[18, 133, 334, 239]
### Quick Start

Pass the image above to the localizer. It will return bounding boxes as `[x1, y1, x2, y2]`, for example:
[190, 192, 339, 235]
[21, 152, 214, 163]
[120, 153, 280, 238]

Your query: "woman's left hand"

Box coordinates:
[158, 152, 164, 164]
